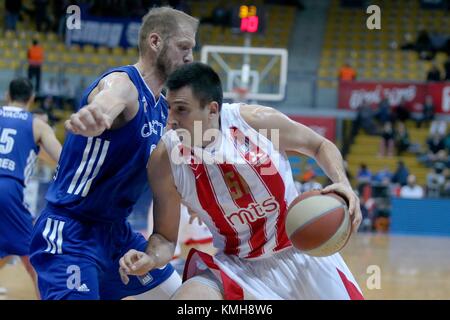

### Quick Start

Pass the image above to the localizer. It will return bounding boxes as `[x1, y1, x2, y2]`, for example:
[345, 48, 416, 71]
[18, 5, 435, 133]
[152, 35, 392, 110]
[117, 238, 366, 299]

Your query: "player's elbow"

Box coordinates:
[313, 138, 333, 160]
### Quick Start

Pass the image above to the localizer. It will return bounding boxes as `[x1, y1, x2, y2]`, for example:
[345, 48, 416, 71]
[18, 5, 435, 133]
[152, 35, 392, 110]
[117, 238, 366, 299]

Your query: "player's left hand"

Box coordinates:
[321, 182, 361, 233]
[119, 249, 156, 285]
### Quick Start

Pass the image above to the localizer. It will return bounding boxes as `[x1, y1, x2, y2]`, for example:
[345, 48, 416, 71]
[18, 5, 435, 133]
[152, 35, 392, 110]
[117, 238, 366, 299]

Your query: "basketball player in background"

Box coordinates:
[29, 7, 198, 300]
[119, 62, 363, 300]
[0, 78, 62, 298]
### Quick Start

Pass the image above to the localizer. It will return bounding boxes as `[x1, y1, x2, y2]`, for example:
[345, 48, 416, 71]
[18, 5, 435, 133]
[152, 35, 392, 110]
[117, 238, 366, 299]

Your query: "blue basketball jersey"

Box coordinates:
[46, 65, 168, 222]
[0, 106, 39, 186]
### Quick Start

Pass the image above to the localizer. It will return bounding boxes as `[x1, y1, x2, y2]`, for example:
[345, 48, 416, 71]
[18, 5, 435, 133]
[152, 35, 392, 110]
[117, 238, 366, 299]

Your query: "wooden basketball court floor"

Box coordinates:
[1, 233, 449, 300]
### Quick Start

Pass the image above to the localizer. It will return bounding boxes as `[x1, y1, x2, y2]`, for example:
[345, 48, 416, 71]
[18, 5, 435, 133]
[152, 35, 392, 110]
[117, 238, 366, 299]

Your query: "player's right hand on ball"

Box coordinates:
[65, 103, 112, 137]
[119, 249, 156, 285]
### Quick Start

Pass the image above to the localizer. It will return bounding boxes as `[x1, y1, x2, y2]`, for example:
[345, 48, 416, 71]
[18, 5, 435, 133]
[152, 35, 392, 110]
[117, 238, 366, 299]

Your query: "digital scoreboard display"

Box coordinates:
[231, 5, 266, 34]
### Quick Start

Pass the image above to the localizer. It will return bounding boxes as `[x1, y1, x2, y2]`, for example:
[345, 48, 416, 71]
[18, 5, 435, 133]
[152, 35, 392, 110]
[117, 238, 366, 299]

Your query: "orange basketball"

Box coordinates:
[285, 190, 352, 257]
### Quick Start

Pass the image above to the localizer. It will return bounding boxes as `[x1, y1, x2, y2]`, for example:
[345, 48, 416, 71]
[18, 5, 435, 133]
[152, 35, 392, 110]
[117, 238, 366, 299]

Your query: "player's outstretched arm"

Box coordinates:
[240, 104, 361, 232]
[119, 142, 181, 285]
[65, 73, 139, 137]
[33, 117, 62, 163]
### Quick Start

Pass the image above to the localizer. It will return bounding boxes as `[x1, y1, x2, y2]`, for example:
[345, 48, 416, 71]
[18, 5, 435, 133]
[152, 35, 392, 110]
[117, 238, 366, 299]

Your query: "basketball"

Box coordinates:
[285, 190, 352, 257]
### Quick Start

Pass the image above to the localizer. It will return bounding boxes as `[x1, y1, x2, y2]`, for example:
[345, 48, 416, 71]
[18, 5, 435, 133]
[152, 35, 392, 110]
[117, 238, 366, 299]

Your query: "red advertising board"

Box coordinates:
[428, 82, 450, 114]
[338, 81, 450, 114]
[289, 116, 336, 142]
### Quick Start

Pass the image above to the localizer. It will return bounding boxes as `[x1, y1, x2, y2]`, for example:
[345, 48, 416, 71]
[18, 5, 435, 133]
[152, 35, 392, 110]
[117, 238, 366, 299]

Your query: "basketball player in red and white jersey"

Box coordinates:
[119, 62, 364, 300]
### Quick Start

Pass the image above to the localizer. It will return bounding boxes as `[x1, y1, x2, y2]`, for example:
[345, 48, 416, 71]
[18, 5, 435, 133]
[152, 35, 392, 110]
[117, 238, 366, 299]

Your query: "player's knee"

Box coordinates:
[171, 277, 223, 300]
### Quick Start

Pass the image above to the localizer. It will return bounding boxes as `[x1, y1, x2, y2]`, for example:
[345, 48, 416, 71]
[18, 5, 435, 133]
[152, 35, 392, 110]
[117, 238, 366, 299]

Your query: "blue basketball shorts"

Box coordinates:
[29, 206, 175, 300]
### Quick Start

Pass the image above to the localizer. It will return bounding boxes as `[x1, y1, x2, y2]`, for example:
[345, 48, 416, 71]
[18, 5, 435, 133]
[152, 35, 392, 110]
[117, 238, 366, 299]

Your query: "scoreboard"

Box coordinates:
[231, 4, 266, 34]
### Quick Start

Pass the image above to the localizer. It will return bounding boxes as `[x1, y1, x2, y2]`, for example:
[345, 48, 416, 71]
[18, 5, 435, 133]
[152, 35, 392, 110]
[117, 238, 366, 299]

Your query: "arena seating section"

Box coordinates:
[319, 0, 449, 88]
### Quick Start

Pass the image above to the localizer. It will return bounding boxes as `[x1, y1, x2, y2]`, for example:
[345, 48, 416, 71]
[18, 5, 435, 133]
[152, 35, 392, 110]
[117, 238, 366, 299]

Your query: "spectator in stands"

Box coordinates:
[379, 122, 395, 157]
[413, 95, 435, 128]
[352, 99, 377, 138]
[400, 175, 424, 199]
[416, 29, 435, 60]
[301, 176, 323, 193]
[430, 119, 447, 137]
[373, 166, 393, 185]
[434, 150, 450, 170]
[301, 166, 323, 192]
[42, 77, 63, 108]
[391, 161, 409, 186]
[400, 32, 416, 51]
[40, 96, 60, 126]
[444, 56, 450, 81]
[422, 133, 446, 166]
[34, 0, 51, 32]
[426, 64, 442, 82]
[338, 62, 357, 81]
[5, 0, 22, 31]
[359, 193, 375, 232]
[357, 163, 372, 186]
[27, 39, 44, 93]
[445, 132, 450, 153]
[443, 169, 450, 198]
[428, 133, 446, 155]
[395, 122, 410, 156]
[42, 77, 60, 98]
[60, 78, 76, 110]
[427, 163, 446, 198]
[394, 98, 410, 124]
[375, 98, 393, 126]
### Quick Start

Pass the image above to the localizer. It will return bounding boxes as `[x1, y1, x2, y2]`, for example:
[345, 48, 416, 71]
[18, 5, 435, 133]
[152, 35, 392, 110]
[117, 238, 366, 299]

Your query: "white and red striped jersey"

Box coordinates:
[161, 103, 298, 259]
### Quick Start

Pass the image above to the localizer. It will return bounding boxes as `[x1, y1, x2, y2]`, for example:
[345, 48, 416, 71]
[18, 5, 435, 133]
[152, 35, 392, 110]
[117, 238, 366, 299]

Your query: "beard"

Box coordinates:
[156, 44, 175, 81]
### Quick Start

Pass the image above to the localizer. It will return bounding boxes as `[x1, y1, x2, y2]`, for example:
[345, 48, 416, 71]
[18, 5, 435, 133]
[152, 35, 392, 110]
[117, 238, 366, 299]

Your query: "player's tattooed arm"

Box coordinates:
[240, 104, 361, 232]
[119, 142, 181, 284]
[65, 72, 139, 137]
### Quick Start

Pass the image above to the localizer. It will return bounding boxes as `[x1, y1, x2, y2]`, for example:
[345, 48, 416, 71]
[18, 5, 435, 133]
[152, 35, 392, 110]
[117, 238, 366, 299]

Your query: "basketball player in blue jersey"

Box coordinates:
[0, 78, 62, 297]
[29, 7, 198, 300]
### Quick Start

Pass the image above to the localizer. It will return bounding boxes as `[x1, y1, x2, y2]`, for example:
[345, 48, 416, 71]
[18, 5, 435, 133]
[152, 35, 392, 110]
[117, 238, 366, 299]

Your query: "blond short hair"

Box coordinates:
[139, 6, 198, 56]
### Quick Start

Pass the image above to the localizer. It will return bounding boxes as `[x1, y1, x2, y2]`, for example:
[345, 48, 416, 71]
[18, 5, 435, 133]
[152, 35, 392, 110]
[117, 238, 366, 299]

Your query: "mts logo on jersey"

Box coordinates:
[141, 120, 164, 138]
[226, 196, 279, 226]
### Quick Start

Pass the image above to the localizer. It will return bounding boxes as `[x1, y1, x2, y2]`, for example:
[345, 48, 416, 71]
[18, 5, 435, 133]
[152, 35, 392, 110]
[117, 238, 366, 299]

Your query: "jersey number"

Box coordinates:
[223, 170, 250, 201]
[0, 128, 17, 154]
